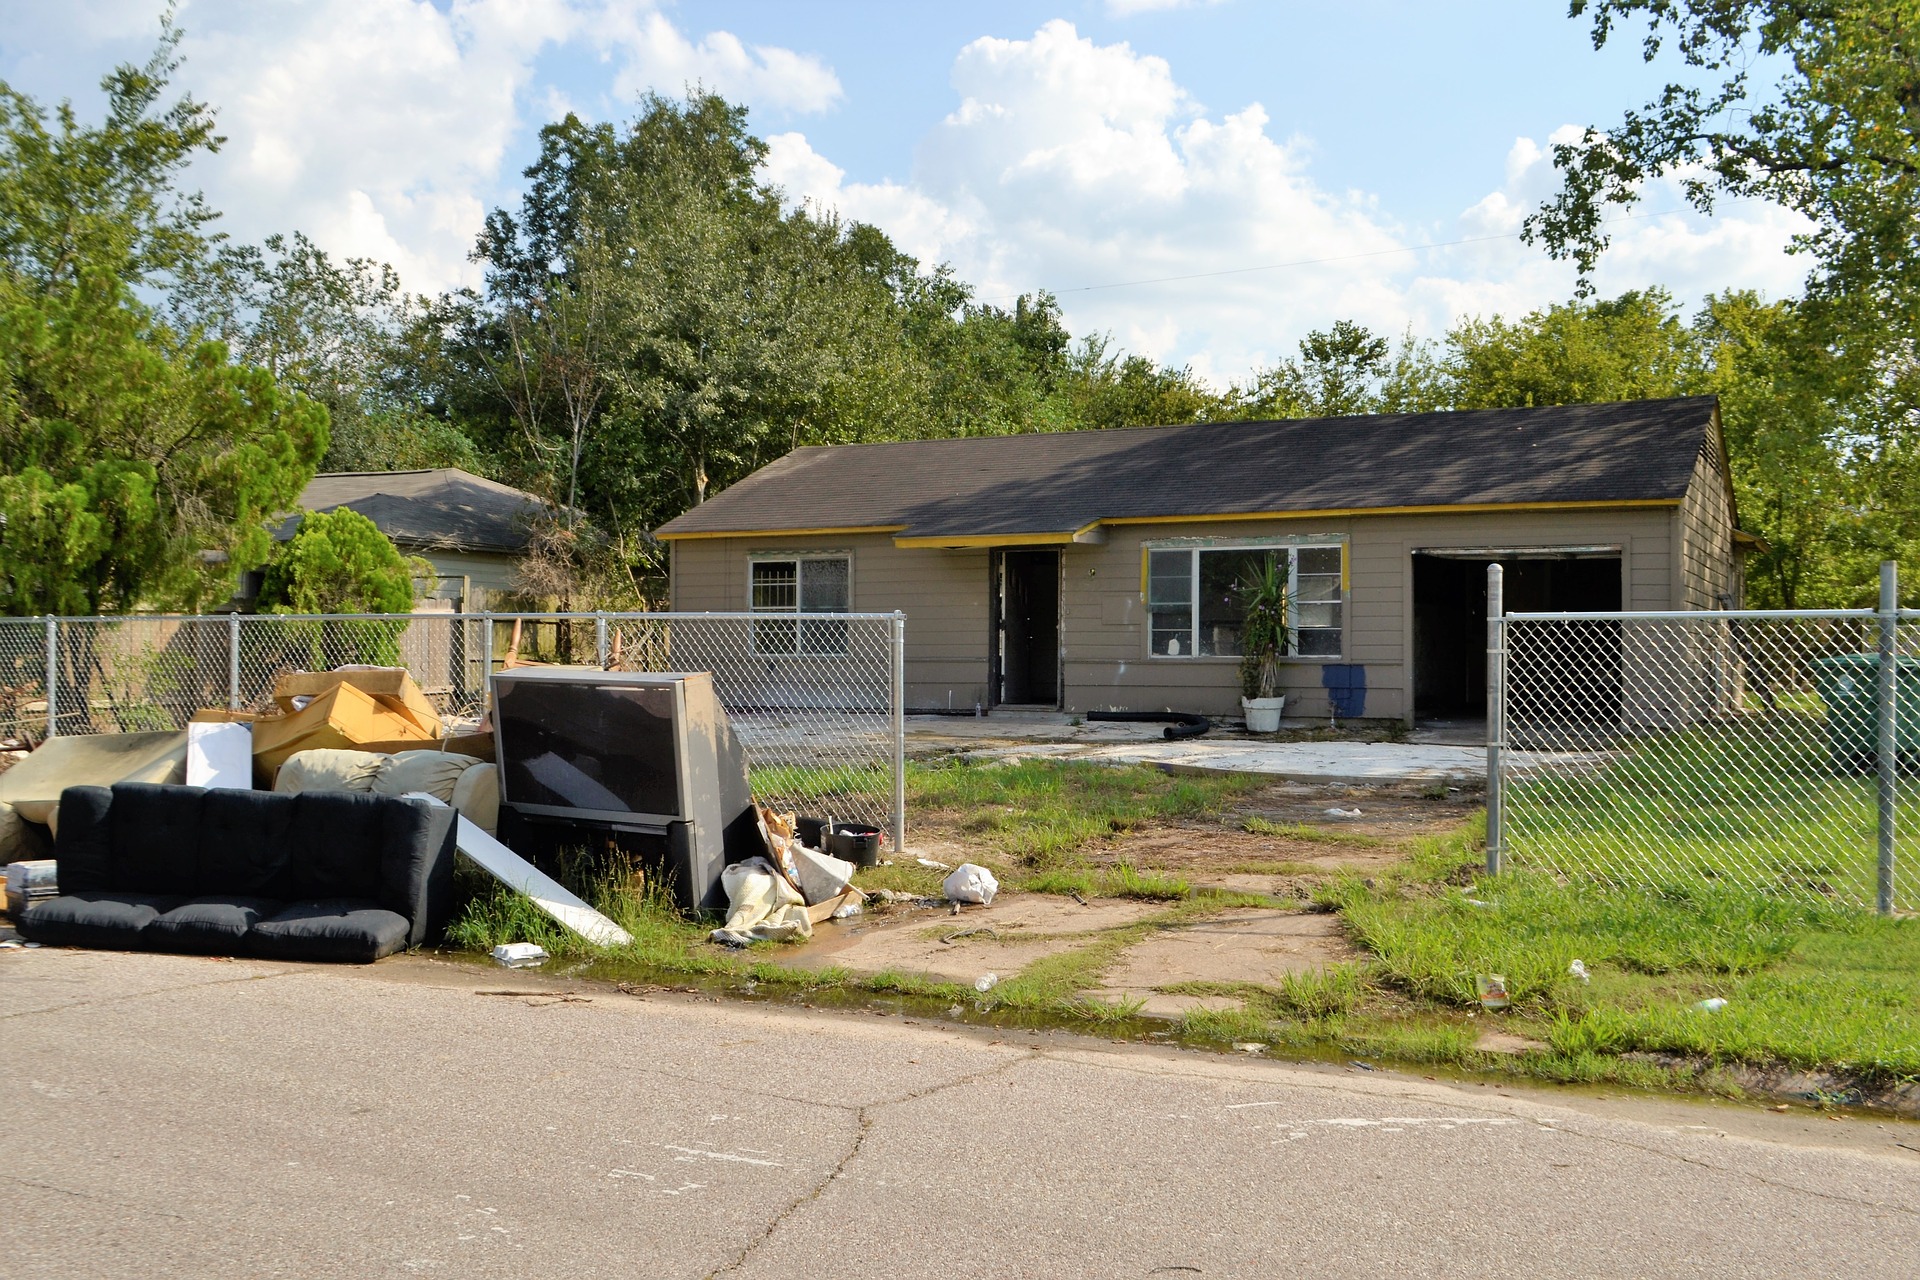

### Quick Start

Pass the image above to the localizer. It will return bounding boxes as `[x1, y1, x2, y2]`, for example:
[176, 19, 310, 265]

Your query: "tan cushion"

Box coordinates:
[374, 751, 475, 806]
[273, 749, 386, 795]
[447, 762, 499, 835]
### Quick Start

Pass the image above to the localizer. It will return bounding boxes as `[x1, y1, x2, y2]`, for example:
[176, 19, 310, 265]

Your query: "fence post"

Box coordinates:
[595, 611, 609, 669]
[891, 611, 907, 856]
[1878, 560, 1898, 916]
[228, 614, 242, 711]
[481, 614, 494, 700]
[1485, 564, 1504, 876]
[43, 616, 58, 739]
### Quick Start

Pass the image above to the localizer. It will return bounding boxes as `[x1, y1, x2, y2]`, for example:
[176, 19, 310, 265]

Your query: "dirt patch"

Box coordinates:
[1475, 1029, 1549, 1056]
[779, 892, 1158, 984]
[1087, 908, 1358, 1016]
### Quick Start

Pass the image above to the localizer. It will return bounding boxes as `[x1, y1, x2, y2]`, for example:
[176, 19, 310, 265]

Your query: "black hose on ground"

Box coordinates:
[1086, 710, 1211, 740]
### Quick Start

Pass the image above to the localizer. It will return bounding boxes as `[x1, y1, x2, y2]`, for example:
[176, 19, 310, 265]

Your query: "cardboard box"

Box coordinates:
[251, 681, 436, 785]
[190, 708, 278, 725]
[271, 668, 442, 737]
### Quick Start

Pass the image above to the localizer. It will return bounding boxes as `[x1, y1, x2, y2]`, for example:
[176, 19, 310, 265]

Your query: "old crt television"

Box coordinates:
[490, 669, 760, 914]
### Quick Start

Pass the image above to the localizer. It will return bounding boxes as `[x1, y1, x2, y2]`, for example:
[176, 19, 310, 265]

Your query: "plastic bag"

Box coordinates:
[943, 863, 1000, 906]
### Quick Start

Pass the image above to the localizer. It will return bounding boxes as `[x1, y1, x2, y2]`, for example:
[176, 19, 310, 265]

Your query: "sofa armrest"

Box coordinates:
[377, 798, 458, 949]
[50, 786, 115, 892]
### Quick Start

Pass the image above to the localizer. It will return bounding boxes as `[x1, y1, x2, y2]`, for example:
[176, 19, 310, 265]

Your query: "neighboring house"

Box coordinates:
[267, 468, 549, 610]
[656, 396, 1752, 725]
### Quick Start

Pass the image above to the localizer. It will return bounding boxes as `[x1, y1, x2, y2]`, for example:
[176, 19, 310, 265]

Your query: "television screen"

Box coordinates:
[494, 678, 683, 819]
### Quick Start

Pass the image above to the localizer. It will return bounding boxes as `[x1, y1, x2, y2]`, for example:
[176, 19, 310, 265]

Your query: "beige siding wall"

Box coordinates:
[671, 507, 1684, 722]
[1062, 508, 1677, 721]
[671, 532, 993, 710]
[409, 549, 522, 608]
[1674, 433, 1739, 609]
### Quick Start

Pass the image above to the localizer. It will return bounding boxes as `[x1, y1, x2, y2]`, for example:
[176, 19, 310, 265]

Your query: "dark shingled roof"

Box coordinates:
[655, 396, 1721, 541]
[278, 469, 548, 554]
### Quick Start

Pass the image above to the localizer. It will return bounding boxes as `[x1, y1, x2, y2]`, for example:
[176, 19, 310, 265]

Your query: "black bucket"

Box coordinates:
[824, 822, 883, 866]
[796, 815, 828, 849]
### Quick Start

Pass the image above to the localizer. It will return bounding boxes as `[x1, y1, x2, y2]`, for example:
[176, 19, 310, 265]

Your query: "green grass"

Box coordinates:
[444, 749, 1920, 1105]
[907, 758, 1265, 869]
[1505, 719, 1919, 907]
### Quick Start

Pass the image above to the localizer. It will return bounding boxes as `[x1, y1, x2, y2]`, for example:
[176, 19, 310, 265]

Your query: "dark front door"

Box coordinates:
[994, 549, 1060, 707]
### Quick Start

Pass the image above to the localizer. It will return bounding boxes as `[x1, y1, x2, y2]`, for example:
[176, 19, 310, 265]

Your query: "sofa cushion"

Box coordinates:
[106, 783, 204, 894]
[144, 896, 281, 954]
[286, 791, 391, 900]
[374, 751, 474, 805]
[50, 786, 115, 892]
[20, 892, 186, 949]
[248, 899, 411, 963]
[196, 789, 296, 897]
[274, 749, 385, 797]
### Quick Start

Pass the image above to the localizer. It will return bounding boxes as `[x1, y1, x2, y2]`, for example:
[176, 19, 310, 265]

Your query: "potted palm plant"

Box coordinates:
[1238, 557, 1292, 733]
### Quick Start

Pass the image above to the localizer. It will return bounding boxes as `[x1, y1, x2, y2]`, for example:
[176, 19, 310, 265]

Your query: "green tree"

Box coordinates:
[0, 30, 327, 615]
[1528, 1, 1920, 347]
[1446, 289, 1700, 408]
[258, 506, 418, 614]
[185, 231, 480, 473]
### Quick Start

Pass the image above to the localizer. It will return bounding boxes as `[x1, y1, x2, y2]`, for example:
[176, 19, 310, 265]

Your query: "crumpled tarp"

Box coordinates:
[710, 856, 813, 947]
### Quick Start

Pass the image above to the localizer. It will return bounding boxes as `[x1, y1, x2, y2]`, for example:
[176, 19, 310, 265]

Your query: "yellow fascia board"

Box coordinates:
[892, 522, 1100, 550]
[1104, 498, 1680, 527]
[655, 524, 906, 542]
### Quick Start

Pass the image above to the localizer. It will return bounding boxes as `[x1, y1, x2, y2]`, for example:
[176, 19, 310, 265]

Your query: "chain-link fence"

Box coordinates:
[1489, 596, 1917, 913]
[0, 610, 907, 847]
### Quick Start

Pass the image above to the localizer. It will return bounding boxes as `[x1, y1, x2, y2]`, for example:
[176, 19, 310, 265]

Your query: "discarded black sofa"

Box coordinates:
[19, 782, 457, 963]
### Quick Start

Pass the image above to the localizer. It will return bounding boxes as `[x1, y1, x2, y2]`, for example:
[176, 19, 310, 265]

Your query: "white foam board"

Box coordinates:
[187, 721, 254, 789]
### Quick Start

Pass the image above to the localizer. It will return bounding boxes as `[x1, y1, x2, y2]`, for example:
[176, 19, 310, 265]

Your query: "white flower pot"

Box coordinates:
[1241, 695, 1286, 733]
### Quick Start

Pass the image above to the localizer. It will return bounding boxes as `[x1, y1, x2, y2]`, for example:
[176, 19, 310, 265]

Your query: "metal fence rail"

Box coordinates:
[0, 610, 908, 850]
[1486, 563, 1915, 913]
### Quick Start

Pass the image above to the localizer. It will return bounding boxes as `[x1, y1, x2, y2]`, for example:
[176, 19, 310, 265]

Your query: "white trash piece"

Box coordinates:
[491, 942, 549, 969]
[1323, 807, 1363, 819]
[789, 843, 857, 906]
[1568, 959, 1590, 984]
[974, 972, 999, 993]
[1693, 997, 1728, 1013]
[944, 863, 1000, 906]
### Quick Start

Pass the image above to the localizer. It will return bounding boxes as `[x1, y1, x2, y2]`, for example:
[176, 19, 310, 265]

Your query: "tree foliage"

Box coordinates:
[0, 25, 326, 615]
[258, 506, 419, 614]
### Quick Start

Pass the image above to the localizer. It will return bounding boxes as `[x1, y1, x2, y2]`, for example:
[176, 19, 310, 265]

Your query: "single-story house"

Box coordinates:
[655, 396, 1749, 725]
[268, 468, 549, 610]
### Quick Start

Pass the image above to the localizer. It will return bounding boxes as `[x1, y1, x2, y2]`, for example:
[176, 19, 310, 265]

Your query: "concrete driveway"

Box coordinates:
[4, 948, 1918, 1278]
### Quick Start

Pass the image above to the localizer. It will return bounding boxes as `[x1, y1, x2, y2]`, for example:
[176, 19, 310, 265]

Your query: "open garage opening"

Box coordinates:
[1413, 548, 1622, 723]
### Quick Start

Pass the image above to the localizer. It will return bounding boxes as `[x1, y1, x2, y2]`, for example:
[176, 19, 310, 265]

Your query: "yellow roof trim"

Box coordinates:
[661, 500, 1677, 542]
[1104, 498, 1680, 526]
[892, 526, 1092, 549]
[656, 524, 906, 542]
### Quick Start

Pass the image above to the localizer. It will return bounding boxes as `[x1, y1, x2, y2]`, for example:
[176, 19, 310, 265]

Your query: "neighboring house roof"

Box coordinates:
[278, 469, 549, 555]
[654, 396, 1723, 547]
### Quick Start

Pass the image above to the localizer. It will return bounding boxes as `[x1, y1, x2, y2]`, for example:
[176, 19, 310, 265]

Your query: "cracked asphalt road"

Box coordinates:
[4, 949, 1919, 1278]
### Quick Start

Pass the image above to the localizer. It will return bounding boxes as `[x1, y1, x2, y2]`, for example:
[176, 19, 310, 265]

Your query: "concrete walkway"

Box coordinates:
[5, 948, 1918, 1278]
[950, 737, 1601, 784]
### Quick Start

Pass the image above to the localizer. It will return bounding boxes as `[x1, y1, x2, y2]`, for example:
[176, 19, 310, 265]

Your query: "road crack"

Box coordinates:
[704, 1050, 1036, 1279]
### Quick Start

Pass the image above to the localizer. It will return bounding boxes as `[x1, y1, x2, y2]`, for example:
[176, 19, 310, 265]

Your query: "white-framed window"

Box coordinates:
[750, 554, 851, 655]
[1146, 543, 1343, 658]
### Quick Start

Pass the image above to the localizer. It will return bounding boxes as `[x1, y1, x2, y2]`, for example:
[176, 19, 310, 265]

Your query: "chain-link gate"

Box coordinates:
[0, 611, 908, 850]
[1487, 565, 1916, 913]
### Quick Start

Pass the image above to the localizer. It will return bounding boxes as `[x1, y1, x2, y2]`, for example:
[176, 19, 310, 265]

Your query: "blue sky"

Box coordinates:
[0, 0, 1804, 385]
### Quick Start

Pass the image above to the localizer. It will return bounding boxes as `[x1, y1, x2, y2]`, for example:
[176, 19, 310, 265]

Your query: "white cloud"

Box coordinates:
[765, 21, 1811, 386]
[5, 1, 844, 295]
[598, 7, 843, 114]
